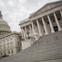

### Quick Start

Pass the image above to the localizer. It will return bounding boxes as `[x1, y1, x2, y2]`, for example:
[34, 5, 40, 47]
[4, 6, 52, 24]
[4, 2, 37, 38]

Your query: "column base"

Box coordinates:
[51, 30, 55, 33]
[45, 32, 49, 35]
[58, 28, 62, 31]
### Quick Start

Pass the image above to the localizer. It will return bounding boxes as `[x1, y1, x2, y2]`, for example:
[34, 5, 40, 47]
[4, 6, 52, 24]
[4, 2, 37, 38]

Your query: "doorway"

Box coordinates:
[53, 26, 58, 32]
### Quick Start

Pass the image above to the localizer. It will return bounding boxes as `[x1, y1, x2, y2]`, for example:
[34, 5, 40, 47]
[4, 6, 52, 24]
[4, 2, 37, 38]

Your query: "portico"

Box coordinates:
[20, 3, 62, 40]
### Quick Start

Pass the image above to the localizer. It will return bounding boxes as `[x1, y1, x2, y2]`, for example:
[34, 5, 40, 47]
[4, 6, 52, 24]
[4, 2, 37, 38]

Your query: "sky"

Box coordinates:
[0, 0, 59, 32]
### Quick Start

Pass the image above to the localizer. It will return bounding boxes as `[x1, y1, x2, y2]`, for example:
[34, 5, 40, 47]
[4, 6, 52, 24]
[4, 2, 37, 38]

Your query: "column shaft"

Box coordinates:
[42, 17, 48, 35]
[25, 27, 27, 33]
[29, 25, 32, 37]
[29, 25, 31, 33]
[31, 22, 35, 33]
[25, 27, 27, 39]
[47, 15, 54, 33]
[60, 10, 62, 17]
[54, 12, 61, 31]
[36, 20, 42, 36]
[22, 28, 25, 39]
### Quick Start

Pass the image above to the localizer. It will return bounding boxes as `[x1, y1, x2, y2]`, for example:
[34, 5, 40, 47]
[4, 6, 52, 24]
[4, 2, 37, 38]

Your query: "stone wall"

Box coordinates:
[0, 33, 21, 57]
[0, 31, 62, 62]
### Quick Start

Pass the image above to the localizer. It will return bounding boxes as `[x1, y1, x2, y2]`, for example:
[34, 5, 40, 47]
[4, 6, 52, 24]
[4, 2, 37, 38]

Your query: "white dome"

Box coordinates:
[0, 11, 11, 32]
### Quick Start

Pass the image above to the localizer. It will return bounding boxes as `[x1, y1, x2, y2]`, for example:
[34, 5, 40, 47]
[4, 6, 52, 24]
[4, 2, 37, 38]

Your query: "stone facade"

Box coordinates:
[0, 11, 22, 57]
[0, 33, 21, 57]
[0, 29, 62, 62]
[19, 1, 62, 49]
[0, 1, 62, 62]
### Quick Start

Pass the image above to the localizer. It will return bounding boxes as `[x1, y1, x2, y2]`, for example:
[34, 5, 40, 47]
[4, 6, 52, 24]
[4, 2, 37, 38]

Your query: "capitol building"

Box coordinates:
[19, 1, 62, 49]
[0, 11, 21, 57]
[0, 1, 62, 62]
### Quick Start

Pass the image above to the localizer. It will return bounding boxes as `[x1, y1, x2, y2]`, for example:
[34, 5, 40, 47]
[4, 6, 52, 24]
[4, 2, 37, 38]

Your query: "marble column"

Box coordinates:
[29, 25, 31, 33]
[47, 15, 55, 33]
[31, 22, 35, 33]
[42, 17, 49, 35]
[28, 25, 32, 37]
[25, 26, 27, 33]
[60, 10, 62, 17]
[36, 19, 42, 36]
[24, 27, 27, 39]
[22, 28, 25, 39]
[54, 12, 61, 31]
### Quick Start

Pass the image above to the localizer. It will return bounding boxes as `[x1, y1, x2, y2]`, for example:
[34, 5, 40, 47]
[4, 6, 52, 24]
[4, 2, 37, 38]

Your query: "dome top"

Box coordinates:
[0, 11, 11, 32]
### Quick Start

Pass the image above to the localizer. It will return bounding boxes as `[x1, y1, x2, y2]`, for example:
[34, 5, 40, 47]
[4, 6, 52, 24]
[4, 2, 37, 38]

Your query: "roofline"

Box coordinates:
[29, 0, 62, 18]
[19, 0, 62, 25]
[19, 18, 30, 25]
[0, 32, 21, 39]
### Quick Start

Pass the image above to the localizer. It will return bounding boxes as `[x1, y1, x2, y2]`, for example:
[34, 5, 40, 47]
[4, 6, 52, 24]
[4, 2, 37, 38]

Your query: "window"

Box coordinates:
[11, 50, 13, 53]
[8, 51, 10, 54]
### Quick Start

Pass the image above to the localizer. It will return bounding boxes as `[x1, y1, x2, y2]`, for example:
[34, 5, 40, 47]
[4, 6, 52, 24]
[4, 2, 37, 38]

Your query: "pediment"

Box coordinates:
[29, 1, 62, 18]
[39, 1, 62, 13]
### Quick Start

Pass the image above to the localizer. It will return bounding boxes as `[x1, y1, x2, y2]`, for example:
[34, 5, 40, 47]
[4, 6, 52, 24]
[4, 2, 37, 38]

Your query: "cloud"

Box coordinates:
[0, 0, 59, 32]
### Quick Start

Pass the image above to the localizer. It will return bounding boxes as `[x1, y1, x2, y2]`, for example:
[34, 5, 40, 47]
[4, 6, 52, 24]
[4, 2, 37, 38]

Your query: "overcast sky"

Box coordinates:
[0, 0, 59, 32]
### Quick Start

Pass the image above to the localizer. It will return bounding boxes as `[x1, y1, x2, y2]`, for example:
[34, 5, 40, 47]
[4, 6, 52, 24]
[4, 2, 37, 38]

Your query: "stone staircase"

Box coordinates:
[0, 31, 62, 62]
